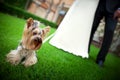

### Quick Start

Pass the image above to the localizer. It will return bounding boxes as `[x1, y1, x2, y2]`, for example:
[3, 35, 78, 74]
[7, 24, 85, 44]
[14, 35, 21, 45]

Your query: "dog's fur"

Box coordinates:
[6, 18, 50, 67]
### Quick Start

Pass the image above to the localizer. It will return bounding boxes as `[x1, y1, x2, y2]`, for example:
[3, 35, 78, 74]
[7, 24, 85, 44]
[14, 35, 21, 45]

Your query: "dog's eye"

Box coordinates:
[33, 32, 37, 35]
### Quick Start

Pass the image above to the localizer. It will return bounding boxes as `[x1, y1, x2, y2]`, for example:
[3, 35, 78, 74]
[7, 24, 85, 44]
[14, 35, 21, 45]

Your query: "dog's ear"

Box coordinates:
[43, 26, 50, 33]
[41, 26, 50, 39]
[27, 18, 34, 28]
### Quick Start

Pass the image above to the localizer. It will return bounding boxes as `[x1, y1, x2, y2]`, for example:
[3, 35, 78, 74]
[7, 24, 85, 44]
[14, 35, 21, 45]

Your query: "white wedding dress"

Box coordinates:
[49, 0, 99, 58]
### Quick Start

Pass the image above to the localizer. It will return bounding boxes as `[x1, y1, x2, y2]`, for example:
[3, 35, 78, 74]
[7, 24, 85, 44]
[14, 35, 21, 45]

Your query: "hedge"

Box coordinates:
[1, 0, 28, 9]
[0, 2, 58, 28]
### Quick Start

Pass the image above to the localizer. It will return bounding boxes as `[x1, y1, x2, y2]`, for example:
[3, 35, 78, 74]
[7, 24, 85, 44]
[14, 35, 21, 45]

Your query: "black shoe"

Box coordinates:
[96, 60, 104, 67]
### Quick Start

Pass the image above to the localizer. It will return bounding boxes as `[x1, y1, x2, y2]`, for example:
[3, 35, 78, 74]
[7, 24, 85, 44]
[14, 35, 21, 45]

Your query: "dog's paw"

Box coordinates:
[6, 50, 21, 65]
[22, 55, 37, 67]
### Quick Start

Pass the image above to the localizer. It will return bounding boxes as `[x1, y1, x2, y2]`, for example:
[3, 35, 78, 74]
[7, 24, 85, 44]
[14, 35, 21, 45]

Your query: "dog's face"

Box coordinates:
[22, 18, 50, 50]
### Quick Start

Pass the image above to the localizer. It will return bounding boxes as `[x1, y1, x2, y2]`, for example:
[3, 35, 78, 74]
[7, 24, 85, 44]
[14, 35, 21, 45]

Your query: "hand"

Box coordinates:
[114, 8, 120, 19]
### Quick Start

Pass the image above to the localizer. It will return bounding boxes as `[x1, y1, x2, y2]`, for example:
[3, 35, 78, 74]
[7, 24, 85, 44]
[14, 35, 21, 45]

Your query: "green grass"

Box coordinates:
[0, 12, 120, 80]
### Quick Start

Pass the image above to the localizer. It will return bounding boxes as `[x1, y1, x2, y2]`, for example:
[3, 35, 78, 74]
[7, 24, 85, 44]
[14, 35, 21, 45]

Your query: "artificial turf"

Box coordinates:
[0, 12, 120, 80]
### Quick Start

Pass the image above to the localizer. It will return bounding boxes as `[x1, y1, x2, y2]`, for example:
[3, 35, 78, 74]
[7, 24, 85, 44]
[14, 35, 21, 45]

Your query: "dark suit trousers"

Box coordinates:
[88, 2, 118, 62]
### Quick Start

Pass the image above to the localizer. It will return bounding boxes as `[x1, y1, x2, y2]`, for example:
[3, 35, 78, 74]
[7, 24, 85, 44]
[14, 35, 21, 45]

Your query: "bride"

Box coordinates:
[49, 0, 99, 58]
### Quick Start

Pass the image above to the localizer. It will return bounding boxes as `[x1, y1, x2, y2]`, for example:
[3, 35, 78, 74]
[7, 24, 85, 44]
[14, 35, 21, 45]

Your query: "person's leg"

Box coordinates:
[96, 14, 118, 63]
[88, 4, 105, 53]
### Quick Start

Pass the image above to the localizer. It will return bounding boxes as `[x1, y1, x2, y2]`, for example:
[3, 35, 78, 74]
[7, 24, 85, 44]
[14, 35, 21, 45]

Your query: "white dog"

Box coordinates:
[6, 18, 50, 67]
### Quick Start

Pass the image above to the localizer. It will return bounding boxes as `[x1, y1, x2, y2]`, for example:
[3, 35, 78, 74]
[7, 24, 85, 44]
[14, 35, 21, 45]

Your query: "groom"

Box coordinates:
[88, 0, 120, 67]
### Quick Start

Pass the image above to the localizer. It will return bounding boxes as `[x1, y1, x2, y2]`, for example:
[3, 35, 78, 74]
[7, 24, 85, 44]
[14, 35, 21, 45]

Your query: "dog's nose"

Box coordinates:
[38, 38, 42, 43]
[35, 37, 42, 43]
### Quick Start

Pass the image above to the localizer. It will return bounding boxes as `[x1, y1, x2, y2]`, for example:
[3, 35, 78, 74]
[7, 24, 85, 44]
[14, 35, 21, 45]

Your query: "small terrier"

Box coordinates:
[6, 18, 50, 67]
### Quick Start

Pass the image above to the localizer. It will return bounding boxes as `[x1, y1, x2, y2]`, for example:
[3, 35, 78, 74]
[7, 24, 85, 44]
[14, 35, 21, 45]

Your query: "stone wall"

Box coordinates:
[111, 21, 120, 56]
